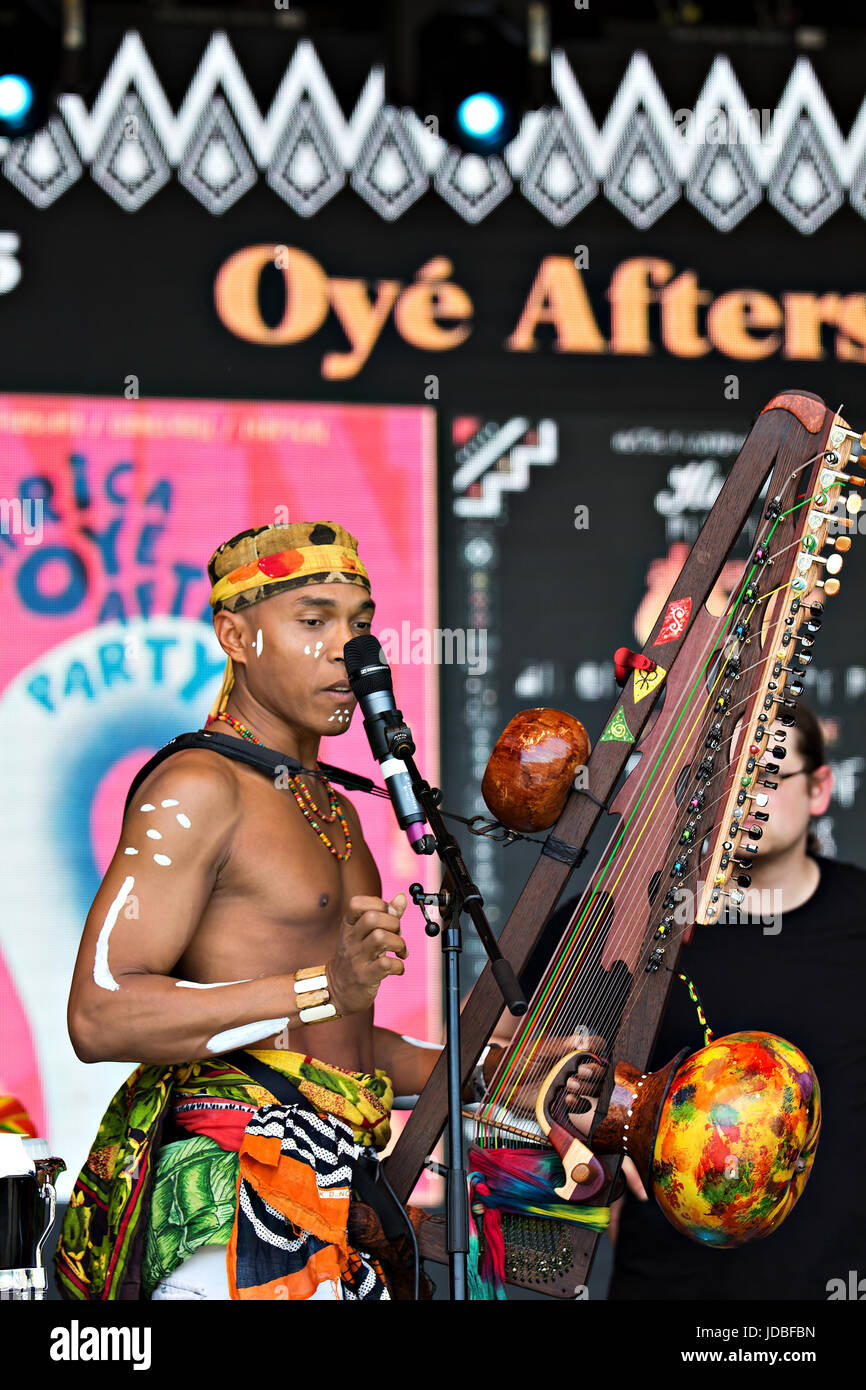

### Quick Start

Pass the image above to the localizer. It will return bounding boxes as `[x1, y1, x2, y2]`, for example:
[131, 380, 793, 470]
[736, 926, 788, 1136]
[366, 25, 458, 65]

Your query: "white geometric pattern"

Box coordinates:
[350, 106, 427, 220]
[178, 95, 257, 214]
[453, 418, 558, 518]
[266, 98, 345, 217]
[685, 137, 762, 232]
[2, 117, 83, 208]
[520, 108, 598, 226]
[1, 30, 865, 232]
[434, 148, 511, 223]
[90, 91, 171, 211]
[767, 114, 844, 235]
[605, 112, 679, 229]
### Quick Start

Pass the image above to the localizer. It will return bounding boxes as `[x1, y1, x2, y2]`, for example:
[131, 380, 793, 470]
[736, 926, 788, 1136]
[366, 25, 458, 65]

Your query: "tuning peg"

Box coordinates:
[819, 464, 866, 487]
[797, 551, 843, 574]
[835, 536, 852, 552]
[751, 810, 770, 821]
[818, 577, 842, 596]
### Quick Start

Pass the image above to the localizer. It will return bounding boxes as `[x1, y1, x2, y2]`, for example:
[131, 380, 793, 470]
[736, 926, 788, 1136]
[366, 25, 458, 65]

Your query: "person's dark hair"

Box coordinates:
[791, 702, 826, 857]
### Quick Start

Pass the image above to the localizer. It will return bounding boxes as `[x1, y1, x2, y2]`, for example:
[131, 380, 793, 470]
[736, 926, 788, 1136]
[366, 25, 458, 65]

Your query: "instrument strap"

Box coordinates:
[122, 728, 376, 818]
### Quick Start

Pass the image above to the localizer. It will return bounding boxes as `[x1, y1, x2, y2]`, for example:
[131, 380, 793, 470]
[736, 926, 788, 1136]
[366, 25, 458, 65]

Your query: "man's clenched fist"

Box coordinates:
[326, 893, 408, 1016]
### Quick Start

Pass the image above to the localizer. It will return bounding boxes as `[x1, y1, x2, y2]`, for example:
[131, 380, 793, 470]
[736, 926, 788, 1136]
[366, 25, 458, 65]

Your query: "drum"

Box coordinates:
[0, 1136, 65, 1300]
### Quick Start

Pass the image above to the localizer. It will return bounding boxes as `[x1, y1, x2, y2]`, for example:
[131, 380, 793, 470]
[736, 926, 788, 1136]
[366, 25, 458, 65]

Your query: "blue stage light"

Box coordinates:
[456, 92, 508, 148]
[0, 74, 35, 128]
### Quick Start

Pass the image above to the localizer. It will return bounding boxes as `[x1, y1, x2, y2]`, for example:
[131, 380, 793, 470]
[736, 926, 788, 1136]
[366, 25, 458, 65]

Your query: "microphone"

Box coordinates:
[343, 634, 433, 853]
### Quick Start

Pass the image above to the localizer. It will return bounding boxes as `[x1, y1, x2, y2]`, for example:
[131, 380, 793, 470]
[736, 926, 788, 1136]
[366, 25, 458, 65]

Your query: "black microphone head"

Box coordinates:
[344, 634, 393, 697]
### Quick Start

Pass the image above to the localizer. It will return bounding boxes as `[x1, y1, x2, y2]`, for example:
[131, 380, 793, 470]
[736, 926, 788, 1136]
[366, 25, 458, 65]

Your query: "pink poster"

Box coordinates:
[0, 392, 439, 1194]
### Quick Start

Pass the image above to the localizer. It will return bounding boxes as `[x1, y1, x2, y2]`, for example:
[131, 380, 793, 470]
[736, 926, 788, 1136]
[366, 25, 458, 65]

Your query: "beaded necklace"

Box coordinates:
[214, 710, 352, 861]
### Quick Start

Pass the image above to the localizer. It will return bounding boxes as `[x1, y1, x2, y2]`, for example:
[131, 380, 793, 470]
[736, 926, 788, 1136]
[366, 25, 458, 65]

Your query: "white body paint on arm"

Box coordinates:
[175, 978, 252, 989]
[93, 875, 136, 992]
[206, 1018, 290, 1053]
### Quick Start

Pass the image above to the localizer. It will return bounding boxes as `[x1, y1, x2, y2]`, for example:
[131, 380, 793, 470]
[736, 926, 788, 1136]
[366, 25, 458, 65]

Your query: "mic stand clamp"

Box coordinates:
[391, 722, 526, 1303]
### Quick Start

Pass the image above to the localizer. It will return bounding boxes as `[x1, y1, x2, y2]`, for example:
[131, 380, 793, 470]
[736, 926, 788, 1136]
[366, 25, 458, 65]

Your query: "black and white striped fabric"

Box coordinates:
[234, 1103, 390, 1300]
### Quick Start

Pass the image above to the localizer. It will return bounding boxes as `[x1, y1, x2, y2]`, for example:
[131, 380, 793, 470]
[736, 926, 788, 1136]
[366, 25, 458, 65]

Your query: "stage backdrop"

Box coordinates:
[0, 392, 438, 1196]
[2, 19, 866, 1173]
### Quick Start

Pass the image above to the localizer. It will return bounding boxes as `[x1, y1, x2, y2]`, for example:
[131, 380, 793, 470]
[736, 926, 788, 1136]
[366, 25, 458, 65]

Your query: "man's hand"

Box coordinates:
[478, 1032, 649, 1207]
[327, 892, 408, 1016]
[562, 1087, 648, 1204]
[492, 1033, 608, 1115]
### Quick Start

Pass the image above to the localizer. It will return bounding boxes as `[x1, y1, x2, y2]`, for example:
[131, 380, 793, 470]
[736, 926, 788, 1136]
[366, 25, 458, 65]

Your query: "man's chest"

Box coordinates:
[215, 778, 376, 928]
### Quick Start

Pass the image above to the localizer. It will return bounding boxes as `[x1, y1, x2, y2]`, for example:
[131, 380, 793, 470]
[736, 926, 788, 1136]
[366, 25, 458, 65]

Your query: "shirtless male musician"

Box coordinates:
[55, 521, 505, 1302]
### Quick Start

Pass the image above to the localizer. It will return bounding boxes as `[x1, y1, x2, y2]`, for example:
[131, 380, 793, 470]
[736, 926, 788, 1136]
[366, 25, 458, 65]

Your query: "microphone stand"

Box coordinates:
[383, 714, 527, 1302]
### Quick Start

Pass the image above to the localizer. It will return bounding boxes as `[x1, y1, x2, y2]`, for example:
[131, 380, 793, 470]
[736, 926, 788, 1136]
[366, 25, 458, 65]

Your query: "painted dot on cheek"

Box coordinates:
[176, 813, 191, 829]
[124, 847, 139, 856]
[146, 829, 162, 840]
[161, 799, 179, 808]
[140, 803, 155, 812]
[153, 854, 172, 866]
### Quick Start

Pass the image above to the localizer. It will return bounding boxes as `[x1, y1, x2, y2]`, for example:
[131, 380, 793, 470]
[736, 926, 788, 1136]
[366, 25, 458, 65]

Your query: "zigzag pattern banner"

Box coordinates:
[2, 31, 866, 233]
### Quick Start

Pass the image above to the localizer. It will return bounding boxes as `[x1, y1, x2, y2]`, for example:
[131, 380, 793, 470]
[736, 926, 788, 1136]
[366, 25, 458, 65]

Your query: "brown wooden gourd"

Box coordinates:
[481, 708, 590, 833]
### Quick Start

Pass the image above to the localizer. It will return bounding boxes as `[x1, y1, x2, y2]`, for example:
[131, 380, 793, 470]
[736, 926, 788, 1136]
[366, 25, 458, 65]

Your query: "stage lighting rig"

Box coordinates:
[389, 2, 552, 156]
[0, 2, 63, 138]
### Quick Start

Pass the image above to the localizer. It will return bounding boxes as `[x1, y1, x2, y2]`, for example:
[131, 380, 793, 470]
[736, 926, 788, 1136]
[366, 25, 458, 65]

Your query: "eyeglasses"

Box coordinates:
[775, 767, 814, 781]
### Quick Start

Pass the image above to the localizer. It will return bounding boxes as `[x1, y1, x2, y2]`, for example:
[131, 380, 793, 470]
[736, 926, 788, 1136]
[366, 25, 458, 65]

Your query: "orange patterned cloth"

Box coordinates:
[225, 1050, 393, 1300]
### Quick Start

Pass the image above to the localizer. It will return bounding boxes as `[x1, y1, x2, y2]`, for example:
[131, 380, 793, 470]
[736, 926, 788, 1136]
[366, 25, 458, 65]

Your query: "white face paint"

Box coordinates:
[124, 847, 139, 856]
[176, 813, 191, 829]
[153, 854, 172, 866]
[205, 1018, 289, 1053]
[255, 628, 263, 657]
[175, 978, 252, 989]
[140, 803, 155, 812]
[146, 828, 162, 840]
[93, 875, 135, 991]
[313, 641, 323, 658]
[160, 799, 179, 808]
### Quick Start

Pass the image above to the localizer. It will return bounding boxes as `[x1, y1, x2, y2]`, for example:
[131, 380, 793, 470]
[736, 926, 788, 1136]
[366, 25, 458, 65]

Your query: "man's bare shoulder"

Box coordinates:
[126, 747, 243, 842]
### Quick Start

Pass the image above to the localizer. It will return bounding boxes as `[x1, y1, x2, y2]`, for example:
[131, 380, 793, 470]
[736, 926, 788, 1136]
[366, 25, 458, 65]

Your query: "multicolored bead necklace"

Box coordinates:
[213, 710, 352, 861]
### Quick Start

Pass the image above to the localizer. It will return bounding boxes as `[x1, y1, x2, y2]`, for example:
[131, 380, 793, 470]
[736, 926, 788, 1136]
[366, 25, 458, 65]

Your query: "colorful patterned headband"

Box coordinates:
[209, 544, 371, 610]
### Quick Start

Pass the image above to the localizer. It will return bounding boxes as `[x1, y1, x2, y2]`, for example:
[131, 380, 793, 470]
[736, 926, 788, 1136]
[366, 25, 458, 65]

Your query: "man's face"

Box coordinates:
[748, 724, 833, 859]
[219, 581, 375, 735]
